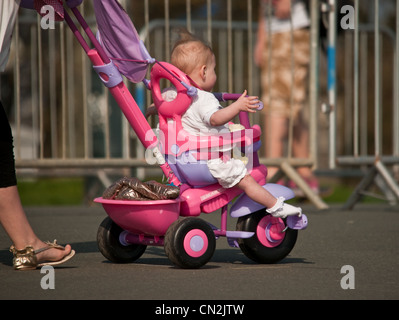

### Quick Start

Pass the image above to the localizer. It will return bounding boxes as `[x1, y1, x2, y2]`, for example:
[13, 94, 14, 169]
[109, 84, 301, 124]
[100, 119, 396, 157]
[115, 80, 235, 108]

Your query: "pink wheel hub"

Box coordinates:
[183, 229, 208, 257]
[257, 216, 286, 248]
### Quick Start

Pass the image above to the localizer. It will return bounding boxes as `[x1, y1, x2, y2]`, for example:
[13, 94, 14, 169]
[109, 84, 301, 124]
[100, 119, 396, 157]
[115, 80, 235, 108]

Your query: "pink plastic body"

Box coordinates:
[179, 164, 267, 216]
[94, 165, 267, 237]
[94, 198, 181, 236]
[63, 8, 306, 250]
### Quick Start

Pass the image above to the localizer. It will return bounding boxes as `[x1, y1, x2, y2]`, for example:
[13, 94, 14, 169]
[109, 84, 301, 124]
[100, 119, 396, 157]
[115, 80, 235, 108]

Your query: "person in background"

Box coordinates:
[254, 0, 319, 195]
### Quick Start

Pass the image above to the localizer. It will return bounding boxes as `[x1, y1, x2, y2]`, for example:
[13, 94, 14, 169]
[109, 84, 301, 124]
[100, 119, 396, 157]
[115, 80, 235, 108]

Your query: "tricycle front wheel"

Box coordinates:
[236, 210, 298, 264]
[97, 216, 147, 263]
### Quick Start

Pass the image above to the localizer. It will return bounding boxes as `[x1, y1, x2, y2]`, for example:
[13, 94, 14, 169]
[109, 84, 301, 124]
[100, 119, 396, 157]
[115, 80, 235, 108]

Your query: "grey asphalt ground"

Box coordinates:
[0, 202, 398, 301]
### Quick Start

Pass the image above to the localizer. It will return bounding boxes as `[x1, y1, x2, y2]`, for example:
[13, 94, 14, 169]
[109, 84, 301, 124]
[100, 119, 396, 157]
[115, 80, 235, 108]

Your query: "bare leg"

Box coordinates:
[264, 115, 287, 179]
[237, 174, 277, 208]
[0, 185, 72, 264]
[236, 174, 301, 218]
[293, 115, 313, 179]
[291, 115, 319, 194]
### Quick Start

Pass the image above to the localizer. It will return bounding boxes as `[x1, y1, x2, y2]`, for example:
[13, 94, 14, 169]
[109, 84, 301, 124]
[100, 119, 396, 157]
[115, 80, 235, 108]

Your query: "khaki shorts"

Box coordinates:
[260, 28, 310, 119]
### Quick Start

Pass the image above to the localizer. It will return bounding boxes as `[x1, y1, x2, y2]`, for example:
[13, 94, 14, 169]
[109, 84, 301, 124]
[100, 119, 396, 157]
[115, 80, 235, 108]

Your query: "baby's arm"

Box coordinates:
[210, 90, 260, 127]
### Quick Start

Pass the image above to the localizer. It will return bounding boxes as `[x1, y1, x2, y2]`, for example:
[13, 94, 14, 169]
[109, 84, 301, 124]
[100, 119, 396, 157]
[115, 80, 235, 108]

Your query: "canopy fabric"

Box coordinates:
[93, 0, 150, 83]
[33, 0, 64, 21]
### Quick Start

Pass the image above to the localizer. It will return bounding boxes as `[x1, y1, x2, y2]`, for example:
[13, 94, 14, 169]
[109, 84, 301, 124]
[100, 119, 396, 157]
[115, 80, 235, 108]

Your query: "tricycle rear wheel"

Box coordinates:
[97, 216, 147, 263]
[164, 217, 216, 269]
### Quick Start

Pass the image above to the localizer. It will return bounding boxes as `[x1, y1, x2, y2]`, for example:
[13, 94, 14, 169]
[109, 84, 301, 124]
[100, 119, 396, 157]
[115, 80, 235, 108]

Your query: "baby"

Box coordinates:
[151, 30, 301, 219]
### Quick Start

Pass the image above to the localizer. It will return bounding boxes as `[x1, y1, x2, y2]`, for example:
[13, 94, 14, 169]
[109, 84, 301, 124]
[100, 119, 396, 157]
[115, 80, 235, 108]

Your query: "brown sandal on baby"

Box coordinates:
[9, 240, 75, 271]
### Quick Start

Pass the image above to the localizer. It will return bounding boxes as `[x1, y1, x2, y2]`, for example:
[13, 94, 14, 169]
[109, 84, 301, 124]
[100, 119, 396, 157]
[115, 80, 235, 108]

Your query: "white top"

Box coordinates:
[0, 0, 19, 72]
[162, 88, 229, 136]
[263, 0, 310, 34]
[161, 87, 247, 188]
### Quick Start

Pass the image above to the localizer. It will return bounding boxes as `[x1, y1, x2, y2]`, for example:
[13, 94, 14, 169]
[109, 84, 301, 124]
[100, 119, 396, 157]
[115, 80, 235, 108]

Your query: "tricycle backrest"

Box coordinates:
[150, 62, 194, 119]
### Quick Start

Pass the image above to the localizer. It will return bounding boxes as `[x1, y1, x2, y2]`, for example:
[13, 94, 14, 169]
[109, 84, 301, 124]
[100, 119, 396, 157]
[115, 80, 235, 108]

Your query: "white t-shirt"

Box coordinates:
[263, 0, 310, 34]
[161, 87, 247, 188]
[0, 0, 20, 72]
[162, 87, 230, 136]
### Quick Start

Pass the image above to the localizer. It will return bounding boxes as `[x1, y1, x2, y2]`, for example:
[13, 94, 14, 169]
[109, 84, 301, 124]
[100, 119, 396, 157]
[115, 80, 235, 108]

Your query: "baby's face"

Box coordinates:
[201, 54, 217, 92]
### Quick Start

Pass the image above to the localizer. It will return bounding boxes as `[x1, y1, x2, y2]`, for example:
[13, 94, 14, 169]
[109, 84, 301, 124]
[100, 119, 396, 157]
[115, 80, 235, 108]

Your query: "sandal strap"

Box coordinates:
[34, 240, 65, 254]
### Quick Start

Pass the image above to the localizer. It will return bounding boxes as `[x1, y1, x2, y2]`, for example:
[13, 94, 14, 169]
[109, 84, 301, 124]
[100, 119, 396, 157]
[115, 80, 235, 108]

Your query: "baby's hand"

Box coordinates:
[236, 90, 260, 113]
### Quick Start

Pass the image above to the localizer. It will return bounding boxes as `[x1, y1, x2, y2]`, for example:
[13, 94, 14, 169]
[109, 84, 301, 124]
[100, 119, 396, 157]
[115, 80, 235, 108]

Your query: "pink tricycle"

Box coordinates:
[37, 0, 308, 268]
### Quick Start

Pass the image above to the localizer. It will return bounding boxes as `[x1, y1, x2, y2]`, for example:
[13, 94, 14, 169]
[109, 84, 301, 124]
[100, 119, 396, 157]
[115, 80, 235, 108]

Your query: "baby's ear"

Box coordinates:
[200, 65, 207, 79]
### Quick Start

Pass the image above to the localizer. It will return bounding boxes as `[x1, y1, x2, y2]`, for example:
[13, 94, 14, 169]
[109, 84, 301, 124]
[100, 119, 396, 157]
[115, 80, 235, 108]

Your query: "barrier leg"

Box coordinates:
[342, 166, 378, 210]
[343, 160, 399, 210]
[280, 161, 329, 210]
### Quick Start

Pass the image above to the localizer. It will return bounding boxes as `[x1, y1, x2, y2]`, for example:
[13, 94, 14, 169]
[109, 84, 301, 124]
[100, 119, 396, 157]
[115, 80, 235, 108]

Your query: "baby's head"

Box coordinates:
[171, 30, 216, 91]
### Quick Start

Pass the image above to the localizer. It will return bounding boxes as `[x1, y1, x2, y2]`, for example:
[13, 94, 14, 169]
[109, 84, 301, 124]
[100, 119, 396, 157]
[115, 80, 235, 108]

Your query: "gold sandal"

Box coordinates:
[9, 240, 75, 271]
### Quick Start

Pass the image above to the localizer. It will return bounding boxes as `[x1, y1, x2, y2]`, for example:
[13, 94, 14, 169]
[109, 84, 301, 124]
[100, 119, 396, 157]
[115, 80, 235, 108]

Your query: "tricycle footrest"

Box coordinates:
[287, 214, 308, 230]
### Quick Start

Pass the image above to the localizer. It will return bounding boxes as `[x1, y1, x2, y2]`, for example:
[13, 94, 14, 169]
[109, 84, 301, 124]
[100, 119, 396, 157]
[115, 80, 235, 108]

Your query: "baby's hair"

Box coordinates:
[171, 29, 214, 75]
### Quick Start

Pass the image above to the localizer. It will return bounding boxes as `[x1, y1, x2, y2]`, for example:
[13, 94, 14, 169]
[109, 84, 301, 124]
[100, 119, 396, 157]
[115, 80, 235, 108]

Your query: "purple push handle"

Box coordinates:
[19, 0, 83, 10]
[213, 92, 264, 111]
[66, 0, 83, 8]
[19, 0, 34, 9]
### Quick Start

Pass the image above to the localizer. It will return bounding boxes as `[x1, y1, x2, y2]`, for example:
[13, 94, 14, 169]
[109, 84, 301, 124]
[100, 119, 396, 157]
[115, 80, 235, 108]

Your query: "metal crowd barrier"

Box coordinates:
[0, 0, 324, 209]
[2, 0, 397, 209]
[323, 0, 399, 208]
